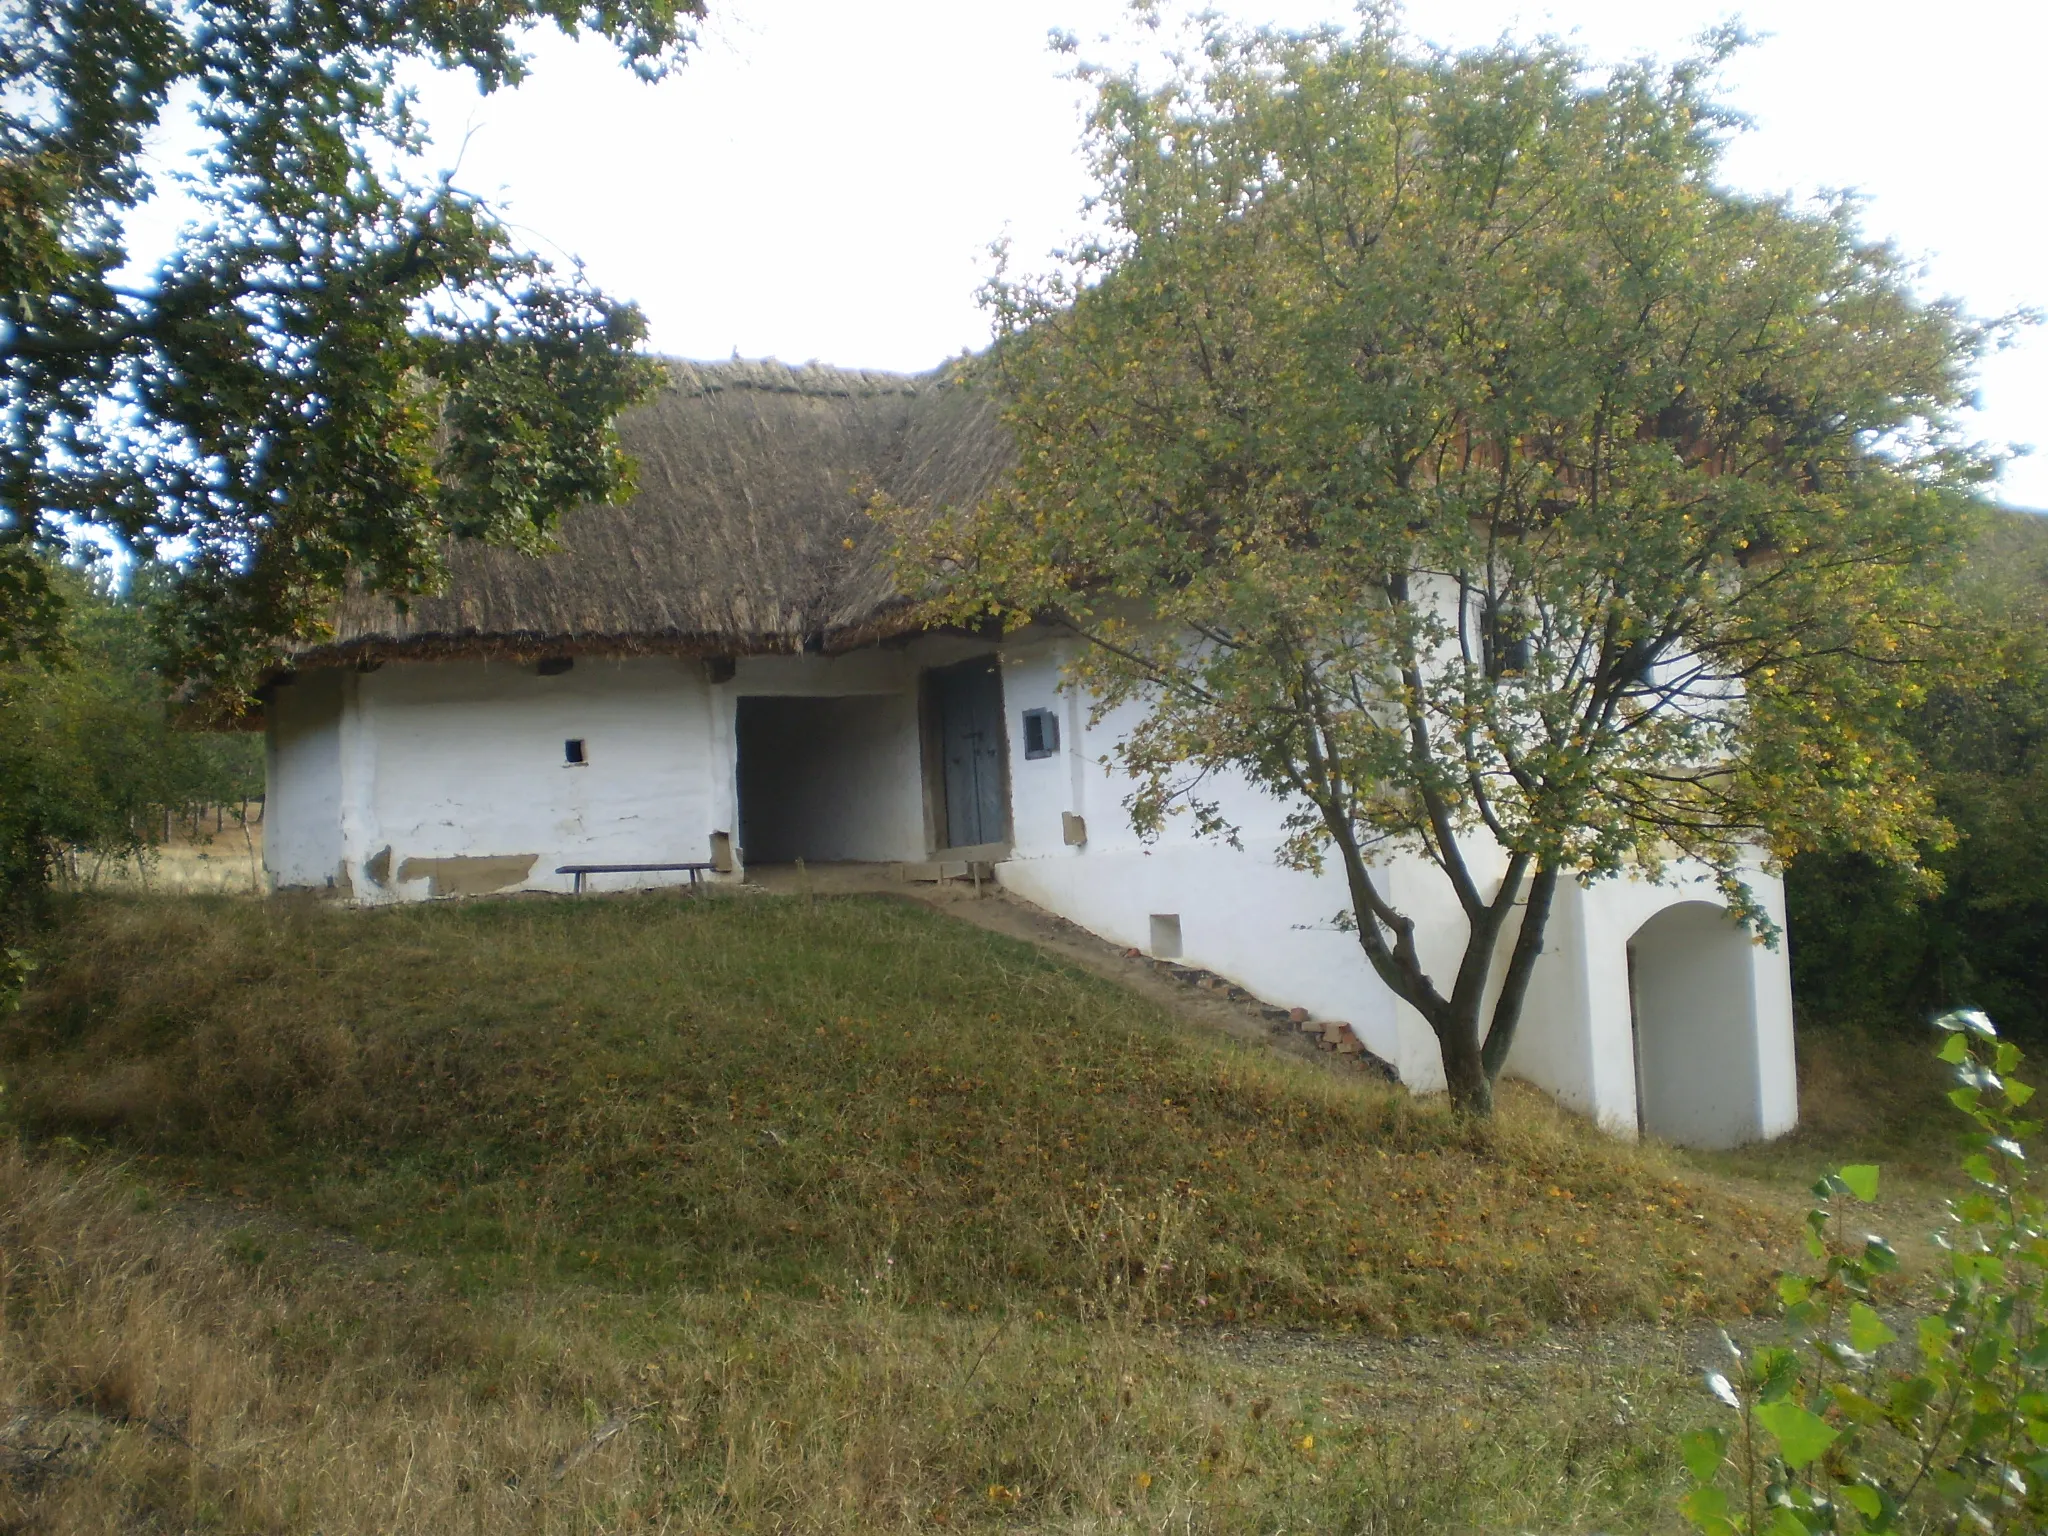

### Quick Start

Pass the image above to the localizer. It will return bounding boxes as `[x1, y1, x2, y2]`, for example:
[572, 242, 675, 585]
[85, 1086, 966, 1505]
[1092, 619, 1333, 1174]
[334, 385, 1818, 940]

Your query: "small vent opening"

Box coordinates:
[1149, 913, 1183, 959]
[565, 739, 587, 765]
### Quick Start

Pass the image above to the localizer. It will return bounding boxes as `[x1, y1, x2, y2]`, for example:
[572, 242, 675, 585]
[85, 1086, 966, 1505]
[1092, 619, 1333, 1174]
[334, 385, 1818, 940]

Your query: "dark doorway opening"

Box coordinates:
[735, 695, 913, 864]
[924, 657, 1008, 849]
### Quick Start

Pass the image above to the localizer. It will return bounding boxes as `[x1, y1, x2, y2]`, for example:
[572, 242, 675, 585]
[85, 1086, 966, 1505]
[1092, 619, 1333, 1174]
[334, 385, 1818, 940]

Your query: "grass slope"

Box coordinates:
[6, 890, 1779, 1336]
[0, 1139, 1711, 1535]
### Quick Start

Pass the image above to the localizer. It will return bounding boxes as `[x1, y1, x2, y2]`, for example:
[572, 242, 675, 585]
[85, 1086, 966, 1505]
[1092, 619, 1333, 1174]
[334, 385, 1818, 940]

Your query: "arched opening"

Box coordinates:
[1627, 901, 1766, 1148]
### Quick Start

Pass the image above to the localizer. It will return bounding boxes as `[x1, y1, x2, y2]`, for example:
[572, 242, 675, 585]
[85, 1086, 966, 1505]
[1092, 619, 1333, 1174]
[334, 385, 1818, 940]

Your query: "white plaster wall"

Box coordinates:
[991, 634, 1798, 1144]
[1559, 865, 1797, 1144]
[995, 639, 1439, 1085]
[341, 656, 723, 900]
[264, 668, 345, 888]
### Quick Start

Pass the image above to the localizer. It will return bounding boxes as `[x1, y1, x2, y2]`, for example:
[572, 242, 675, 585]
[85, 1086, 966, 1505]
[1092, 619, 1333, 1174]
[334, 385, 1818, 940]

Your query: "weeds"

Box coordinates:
[3, 890, 1783, 1335]
[0, 1134, 1712, 1533]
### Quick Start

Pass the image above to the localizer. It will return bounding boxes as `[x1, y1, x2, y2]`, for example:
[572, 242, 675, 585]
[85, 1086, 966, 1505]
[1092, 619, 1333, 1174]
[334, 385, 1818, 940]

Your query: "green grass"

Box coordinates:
[0, 1134, 1715, 1535]
[5, 889, 1782, 1336]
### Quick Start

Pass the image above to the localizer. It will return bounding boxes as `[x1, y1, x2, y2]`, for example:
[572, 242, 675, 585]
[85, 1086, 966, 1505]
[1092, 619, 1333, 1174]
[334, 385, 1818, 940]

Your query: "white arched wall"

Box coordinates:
[990, 630, 1800, 1139]
[1626, 900, 1796, 1148]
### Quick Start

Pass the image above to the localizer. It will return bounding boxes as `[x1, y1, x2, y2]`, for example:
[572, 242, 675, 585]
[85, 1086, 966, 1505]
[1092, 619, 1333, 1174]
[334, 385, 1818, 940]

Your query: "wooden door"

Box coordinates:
[931, 658, 1007, 848]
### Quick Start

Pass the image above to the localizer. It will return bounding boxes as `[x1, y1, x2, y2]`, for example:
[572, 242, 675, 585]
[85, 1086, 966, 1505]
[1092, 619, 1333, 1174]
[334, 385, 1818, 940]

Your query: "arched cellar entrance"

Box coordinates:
[1627, 901, 1766, 1148]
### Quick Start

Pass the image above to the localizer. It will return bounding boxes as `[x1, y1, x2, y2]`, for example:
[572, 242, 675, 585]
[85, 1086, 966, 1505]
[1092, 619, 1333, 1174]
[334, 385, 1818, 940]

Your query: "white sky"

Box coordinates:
[286, 2, 2048, 509]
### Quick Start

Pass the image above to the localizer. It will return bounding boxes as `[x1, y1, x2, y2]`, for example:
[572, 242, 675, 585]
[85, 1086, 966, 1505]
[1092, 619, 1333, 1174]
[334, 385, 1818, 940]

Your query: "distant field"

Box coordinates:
[63, 821, 266, 895]
[0, 888, 1956, 1534]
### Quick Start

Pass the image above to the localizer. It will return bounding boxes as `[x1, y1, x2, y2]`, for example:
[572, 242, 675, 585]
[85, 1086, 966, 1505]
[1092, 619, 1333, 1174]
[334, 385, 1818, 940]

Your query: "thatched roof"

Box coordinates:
[300, 358, 1008, 667]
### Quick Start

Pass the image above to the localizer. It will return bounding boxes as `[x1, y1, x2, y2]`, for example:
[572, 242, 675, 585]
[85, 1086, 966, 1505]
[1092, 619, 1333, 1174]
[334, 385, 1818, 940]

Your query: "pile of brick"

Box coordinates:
[1286, 1007, 1366, 1056]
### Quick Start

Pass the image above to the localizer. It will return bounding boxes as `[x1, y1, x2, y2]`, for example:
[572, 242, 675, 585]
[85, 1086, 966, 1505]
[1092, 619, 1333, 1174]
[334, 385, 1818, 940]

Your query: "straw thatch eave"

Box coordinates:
[283, 356, 1010, 674]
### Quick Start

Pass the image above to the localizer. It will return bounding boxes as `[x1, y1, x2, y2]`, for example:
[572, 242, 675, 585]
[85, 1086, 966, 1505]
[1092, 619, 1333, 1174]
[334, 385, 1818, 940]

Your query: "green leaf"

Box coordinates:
[1829, 1384, 1884, 1425]
[1841, 1482, 1883, 1518]
[1681, 1428, 1728, 1483]
[1836, 1164, 1880, 1202]
[1753, 1400, 1839, 1469]
[1848, 1301, 1897, 1354]
[1679, 1484, 1733, 1530]
[1763, 1505, 1814, 1536]
[1939, 1032, 1972, 1064]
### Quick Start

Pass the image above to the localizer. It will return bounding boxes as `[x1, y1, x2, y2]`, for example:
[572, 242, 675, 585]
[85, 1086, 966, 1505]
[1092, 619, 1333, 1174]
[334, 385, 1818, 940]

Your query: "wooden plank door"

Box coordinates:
[932, 658, 1007, 848]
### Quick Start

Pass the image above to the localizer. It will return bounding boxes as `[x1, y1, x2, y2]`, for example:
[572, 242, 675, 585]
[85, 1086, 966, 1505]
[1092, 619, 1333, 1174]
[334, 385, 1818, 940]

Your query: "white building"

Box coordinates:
[261, 360, 1797, 1149]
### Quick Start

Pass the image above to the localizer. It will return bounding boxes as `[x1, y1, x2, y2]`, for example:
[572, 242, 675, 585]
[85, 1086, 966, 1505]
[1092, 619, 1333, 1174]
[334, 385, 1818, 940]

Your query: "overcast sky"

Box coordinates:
[391, 2, 2046, 508]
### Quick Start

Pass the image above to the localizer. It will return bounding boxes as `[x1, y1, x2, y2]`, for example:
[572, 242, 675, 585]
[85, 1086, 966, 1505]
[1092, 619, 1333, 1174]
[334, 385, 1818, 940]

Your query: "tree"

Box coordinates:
[898, 19, 2001, 1114]
[1787, 512, 2048, 1039]
[2, 0, 701, 704]
[0, 560, 263, 918]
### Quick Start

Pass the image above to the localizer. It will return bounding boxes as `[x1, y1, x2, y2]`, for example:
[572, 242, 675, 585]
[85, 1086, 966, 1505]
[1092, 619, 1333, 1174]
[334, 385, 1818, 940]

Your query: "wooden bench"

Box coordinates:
[556, 862, 715, 895]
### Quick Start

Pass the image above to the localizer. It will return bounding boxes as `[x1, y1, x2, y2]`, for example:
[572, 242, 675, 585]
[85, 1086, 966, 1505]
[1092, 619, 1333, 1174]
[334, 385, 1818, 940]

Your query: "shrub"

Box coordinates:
[1677, 1009, 2046, 1534]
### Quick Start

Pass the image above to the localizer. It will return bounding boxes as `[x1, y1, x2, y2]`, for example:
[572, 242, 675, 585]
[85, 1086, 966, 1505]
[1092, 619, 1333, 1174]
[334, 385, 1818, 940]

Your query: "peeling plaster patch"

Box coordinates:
[394, 853, 539, 898]
[364, 846, 392, 888]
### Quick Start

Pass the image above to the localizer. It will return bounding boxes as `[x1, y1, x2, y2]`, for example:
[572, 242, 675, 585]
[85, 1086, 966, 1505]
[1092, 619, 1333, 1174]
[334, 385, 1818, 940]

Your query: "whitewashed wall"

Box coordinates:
[328, 657, 723, 899]
[991, 634, 1798, 1144]
[265, 642, 995, 900]
[264, 667, 346, 888]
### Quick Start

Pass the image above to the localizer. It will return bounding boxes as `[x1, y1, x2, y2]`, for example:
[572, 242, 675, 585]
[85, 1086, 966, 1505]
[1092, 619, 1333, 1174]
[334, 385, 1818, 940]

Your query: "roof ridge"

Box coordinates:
[656, 356, 937, 399]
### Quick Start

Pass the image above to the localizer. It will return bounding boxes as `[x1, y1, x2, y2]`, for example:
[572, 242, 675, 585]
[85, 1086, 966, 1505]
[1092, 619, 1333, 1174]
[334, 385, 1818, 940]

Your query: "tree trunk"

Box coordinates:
[1439, 1011, 1494, 1116]
[1479, 862, 1560, 1085]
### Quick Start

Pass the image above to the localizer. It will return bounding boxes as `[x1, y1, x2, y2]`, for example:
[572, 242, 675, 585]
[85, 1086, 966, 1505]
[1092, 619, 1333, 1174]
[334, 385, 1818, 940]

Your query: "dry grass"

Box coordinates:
[0, 1134, 1713, 1534]
[55, 823, 267, 897]
[4, 891, 1785, 1338]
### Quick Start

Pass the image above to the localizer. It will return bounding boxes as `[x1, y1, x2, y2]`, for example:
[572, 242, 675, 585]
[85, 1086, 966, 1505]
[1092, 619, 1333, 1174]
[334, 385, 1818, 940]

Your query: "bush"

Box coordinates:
[0, 565, 262, 918]
[1677, 1009, 2046, 1534]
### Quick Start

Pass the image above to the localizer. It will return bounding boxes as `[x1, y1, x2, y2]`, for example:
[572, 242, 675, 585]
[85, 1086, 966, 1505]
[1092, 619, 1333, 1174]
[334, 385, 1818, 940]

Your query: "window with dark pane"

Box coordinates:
[1022, 708, 1060, 760]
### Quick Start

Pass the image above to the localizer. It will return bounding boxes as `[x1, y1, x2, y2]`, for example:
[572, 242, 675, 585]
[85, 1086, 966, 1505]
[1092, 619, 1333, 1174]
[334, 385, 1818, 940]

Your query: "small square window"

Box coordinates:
[565, 739, 587, 765]
[1022, 707, 1060, 760]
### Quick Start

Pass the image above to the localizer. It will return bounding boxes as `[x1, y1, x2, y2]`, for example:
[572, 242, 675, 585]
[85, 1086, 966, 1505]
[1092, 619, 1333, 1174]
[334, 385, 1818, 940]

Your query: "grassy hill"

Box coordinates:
[7, 890, 1779, 1336]
[0, 888, 1814, 1533]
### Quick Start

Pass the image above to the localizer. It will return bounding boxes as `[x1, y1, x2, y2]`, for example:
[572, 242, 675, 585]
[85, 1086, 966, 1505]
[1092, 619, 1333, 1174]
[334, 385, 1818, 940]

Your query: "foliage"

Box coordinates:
[1677, 1010, 2047, 1534]
[1, 0, 698, 704]
[1788, 514, 2048, 1039]
[0, 563, 263, 917]
[2, 890, 1782, 1336]
[894, 14, 2000, 1114]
